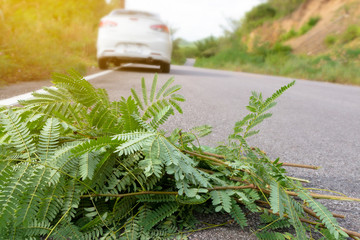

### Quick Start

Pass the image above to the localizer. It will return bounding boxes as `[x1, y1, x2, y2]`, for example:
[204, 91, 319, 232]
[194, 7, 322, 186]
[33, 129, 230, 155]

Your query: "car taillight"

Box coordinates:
[99, 20, 117, 27]
[150, 24, 169, 33]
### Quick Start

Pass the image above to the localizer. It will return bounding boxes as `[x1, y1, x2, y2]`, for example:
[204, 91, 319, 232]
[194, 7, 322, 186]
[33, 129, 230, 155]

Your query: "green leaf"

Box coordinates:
[142, 202, 179, 231]
[1, 110, 36, 159]
[283, 194, 307, 239]
[79, 151, 100, 180]
[210, 190, 232, 213]
[149, 74, 158, 102]
[156, 77, 175, 99]
[297, 190, 348, 239]
[38, 118, 60, 161]
[230, 199, 248, 228]
[119, 97, 140, 131]
[269, 181, 285, 218]
[141, 77, 148, 106]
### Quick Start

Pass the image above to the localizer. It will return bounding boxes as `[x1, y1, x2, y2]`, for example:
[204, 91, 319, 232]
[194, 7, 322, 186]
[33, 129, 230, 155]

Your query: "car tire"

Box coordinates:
[98, 59, 109, 70]
[160, 63, 170, 73]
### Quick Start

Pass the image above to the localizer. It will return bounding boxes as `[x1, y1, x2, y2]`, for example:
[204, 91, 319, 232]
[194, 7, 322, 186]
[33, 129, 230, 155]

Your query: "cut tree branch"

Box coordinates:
[189, 150, 320, 170]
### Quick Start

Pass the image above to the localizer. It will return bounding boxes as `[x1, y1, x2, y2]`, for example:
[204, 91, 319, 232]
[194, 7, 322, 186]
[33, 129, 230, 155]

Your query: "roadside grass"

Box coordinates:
[195, 46, 360, 85]
[0, 0, 115, 83]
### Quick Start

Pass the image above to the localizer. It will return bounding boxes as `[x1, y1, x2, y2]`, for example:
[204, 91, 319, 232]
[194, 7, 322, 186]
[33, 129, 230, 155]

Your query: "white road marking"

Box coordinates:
[0, 69, 117, 106]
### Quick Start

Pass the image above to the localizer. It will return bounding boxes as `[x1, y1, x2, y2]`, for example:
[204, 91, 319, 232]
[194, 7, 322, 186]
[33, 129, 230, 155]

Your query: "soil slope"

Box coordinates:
[248, 0, 360, 55]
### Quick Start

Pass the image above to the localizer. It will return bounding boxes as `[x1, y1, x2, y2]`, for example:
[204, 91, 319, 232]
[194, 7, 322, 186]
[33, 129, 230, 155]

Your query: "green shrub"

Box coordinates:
[299, 16, 320, 35]
[241, 3, 277, 32]
[341, 25, 360, 43]
[324, 35, 338, 47]
[308, 16, 321, 26]
[171, 38, 187, 65]
[182, 45, 198, 58]
[268, 0, 305, 17]
[253, 42, 292, 59]
[271, 42, 293, 54]
[345, 48, 360, 59]
[280, 29, 298, 41]
[194, 36, 219, 58]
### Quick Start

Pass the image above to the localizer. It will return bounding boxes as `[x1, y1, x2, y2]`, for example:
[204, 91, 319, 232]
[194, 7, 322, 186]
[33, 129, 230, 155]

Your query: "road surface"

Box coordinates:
[1, 63, 359, 238]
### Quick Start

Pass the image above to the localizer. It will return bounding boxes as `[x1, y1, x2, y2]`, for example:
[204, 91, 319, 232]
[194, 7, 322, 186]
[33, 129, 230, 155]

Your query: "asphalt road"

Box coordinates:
[1, 63, 359, 238]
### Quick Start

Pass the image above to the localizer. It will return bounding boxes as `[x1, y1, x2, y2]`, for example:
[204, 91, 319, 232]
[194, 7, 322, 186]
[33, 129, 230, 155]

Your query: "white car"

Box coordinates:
[96, 9, 172, 73]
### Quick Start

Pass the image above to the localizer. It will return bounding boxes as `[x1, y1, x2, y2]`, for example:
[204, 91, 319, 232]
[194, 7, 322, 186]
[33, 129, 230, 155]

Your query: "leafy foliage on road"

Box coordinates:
[0, 71, 354, 239]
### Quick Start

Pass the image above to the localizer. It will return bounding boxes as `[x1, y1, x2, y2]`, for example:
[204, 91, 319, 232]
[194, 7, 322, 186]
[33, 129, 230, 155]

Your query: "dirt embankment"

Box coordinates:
[247, 0, 360, 55]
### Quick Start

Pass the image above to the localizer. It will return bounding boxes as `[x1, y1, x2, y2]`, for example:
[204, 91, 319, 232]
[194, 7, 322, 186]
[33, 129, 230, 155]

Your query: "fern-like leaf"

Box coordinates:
[269, 181, 286, 218]
[297, 190, 348, 239]
[79, 151, 101, 180]
[1, 110, 36, 159]
[115, 131, 156, 156]
[37, 118, 60, 161]
[210, 190, 233, 213]
[118, 96, 140, 131]
[283, 193, 307, 239]
[256, 231, 287, 240]
[142, 202, 179, 231]
[230, 199, 248, 228]
[131, 75, 183, 121]
[0, 163, 32, 229]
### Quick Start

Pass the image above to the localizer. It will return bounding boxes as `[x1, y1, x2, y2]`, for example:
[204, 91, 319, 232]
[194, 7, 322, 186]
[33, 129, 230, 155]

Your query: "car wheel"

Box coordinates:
[160, 63, 170, 73]
[98, 59, 109, 70]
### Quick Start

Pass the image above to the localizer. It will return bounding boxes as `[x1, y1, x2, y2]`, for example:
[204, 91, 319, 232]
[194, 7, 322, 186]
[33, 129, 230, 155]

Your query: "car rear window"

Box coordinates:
[110, 10, 158, 18]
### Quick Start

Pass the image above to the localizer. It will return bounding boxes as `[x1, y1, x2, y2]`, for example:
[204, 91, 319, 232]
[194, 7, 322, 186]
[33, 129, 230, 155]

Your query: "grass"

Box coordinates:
[194, 45, 360, 85]
[0, 0, 115, 83]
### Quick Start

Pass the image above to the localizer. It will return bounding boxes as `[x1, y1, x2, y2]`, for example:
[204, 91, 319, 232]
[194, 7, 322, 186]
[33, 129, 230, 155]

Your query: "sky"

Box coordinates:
[125, 0, 263, 42]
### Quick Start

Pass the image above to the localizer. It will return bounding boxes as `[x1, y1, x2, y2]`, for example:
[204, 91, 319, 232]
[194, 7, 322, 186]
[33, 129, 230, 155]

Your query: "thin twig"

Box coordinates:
[262, 208, 360, 239]
[255, 200, 345, 219]
[182, 150, 230, 167]
[198, 167, 360, 202]
[81, 191, 178, 198]
[202, 151, 226, 159]
[192, 150, 320, 170]
[208, 184, 256, 191]
[260, 188, 360, 202]
[73, 131, 97, 139]
[278, 162, 320, 170]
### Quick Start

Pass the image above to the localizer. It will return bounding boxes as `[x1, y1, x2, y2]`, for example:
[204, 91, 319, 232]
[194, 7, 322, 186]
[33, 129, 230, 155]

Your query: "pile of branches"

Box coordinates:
[0, 71, 359, 239]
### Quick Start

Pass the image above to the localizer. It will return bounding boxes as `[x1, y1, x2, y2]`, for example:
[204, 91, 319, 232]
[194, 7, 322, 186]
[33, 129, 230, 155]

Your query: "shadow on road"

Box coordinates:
[170, 68, 230, 78]
[117, 64, 230, 78]
[117, 65, 161, 74]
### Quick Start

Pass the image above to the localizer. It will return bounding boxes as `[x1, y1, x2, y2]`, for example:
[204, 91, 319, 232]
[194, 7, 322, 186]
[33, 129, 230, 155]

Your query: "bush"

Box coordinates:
[194, 36, 219, 58]
[268, 0, 305, 17]
[171, 38, 187, 65]
[341, 25, 360, 43]
[253, 42, 292, 59]
[280, 29, 298, 41]
[324, 34, 338, 47]
[241, 3, 277, 32]
[299, 16, 320, 35]
[345, 48, 360, 59]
